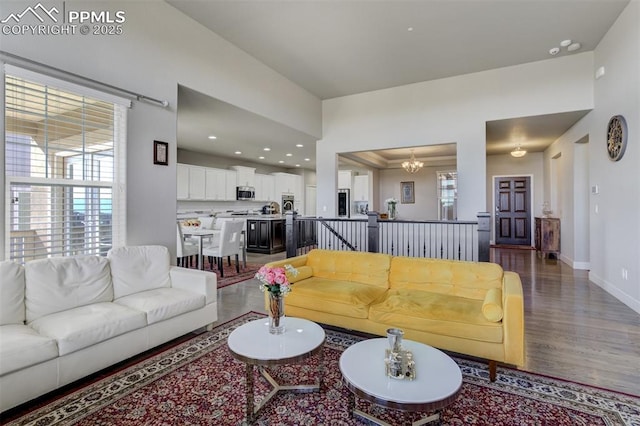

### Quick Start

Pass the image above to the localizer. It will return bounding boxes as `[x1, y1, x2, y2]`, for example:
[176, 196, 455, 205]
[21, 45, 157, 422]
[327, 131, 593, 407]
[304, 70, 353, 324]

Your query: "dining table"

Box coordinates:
[181, 228, 219, 270]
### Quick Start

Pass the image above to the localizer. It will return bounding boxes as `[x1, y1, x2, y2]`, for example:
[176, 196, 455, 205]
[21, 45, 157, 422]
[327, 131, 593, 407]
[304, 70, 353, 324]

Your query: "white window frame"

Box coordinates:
[4, 65, 129, 262]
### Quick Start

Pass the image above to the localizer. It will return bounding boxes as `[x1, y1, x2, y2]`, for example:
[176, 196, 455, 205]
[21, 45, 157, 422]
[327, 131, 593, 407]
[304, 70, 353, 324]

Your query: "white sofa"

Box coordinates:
[0, 245, 217, 413]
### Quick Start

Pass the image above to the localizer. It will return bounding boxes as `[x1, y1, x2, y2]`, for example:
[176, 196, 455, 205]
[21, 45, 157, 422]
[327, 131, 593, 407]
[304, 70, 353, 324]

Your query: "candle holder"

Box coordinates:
[384, 328, 416, 380]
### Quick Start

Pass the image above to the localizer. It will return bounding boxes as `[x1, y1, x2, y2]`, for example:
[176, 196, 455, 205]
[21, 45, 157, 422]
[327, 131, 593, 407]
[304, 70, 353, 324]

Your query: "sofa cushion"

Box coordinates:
[29, 302, 147, 356]
[0, 324, 58, 375]
[25, 256, 113, 323]
[287, 265, 313, 283]
[389, 257, 504, 300]
[115, 288, 205, 325]
[0, 261, 25, 325]
[482, 288, 503, 322]
[369, 289, 503, 343]
[306, 250, 391, 288]
[108, 246, 171, 299]
[286, 277, 388, 319]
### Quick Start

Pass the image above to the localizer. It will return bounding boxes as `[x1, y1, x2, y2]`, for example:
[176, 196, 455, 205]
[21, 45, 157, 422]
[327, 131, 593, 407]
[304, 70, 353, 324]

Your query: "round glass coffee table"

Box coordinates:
[227, 317, 325, 424]
[340, 338, 462, 426]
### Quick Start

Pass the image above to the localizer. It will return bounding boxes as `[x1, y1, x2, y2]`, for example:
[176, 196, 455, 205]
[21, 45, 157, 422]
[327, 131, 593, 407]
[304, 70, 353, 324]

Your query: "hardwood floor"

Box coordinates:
[224, 248, 640, 396]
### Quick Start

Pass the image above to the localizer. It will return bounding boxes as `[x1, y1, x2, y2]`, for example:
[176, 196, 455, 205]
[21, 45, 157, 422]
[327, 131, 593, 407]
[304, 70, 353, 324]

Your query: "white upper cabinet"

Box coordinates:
[338, 170, 353, 190]
[224, 170, 237, 200]
[177, 163, 190, 200]
[255, 173, 275, 202]
[353, 175, 369, 202]
[205, 168, 227, 200]
[272, 172, 301, 198]
[231, 166, 256, 187]
[178, 163, 236, 201]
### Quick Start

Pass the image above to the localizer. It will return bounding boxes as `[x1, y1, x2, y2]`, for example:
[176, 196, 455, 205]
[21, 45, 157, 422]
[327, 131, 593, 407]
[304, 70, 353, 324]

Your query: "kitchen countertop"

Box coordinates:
[216, 214, 285, 220]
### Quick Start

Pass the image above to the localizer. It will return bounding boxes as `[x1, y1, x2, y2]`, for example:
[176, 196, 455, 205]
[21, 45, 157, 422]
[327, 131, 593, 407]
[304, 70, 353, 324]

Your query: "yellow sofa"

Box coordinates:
[265, 249, 524, 380]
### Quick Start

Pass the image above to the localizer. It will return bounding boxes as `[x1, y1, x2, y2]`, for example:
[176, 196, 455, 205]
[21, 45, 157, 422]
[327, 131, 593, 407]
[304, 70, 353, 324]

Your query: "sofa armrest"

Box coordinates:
[169, 266, 217, 305]
[502, 271, 525, 366]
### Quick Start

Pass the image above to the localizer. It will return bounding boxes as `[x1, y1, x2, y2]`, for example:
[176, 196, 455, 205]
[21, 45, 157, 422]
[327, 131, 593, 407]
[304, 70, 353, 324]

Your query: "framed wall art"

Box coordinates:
[154, 140, 169, 166]
[401, 181, 415, 204]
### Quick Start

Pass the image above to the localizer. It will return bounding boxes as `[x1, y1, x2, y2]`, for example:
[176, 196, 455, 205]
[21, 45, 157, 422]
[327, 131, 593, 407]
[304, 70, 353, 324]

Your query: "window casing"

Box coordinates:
[4, 66, 127, 262]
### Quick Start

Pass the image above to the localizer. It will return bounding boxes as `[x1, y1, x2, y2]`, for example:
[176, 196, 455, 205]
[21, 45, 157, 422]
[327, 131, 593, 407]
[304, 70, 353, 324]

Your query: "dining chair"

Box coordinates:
[202, 220, 244, 277]
[176, 222, 199, 268]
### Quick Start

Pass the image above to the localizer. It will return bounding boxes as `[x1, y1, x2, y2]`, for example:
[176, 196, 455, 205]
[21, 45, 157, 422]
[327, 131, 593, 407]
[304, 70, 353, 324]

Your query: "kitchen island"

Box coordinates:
[245, 216, 286, 254]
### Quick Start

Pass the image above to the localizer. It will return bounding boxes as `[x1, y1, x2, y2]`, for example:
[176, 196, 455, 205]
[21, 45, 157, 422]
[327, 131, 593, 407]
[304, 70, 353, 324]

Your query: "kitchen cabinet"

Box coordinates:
[272, 172, 302, 198]
[338, 170, 353, 190]
[205, 168, 227, 200]
[255, 174, 275, 202]
[246, 218, 285, 254]
[177, 164, 190, 200]
[231, 166, 256, 187]
[178, 164, 236, 201]
[535, 217, 560, 258]
[177, 164, 206, 200]
[224, 170, 237, 200]
[353, 175, 369, 201]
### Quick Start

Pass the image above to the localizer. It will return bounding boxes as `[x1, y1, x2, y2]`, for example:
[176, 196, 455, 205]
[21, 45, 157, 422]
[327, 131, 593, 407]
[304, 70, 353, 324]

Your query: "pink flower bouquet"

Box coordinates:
[255, 264, 297, 296]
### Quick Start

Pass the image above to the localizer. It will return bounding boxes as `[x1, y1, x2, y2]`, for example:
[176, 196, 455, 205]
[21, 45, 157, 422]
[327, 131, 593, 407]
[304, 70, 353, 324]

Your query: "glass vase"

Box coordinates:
[388, 203, 397, 220]
[268, 292, 285, 335]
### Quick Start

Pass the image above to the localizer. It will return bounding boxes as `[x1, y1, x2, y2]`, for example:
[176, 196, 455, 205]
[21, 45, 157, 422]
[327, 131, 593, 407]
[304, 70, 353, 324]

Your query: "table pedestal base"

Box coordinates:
[243, 351, 323, 425]
[349, 393, 442, 426]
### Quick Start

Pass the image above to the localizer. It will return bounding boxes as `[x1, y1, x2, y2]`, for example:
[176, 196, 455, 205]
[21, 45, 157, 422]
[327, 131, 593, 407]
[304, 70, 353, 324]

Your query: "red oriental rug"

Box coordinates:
[4, 313, 639, 426]
[182, 261, 263, 289]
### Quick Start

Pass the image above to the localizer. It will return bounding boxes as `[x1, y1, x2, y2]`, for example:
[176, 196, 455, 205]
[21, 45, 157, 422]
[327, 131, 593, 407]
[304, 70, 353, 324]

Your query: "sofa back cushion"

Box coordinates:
[306, 249, 391, 288]
[0, 261, 26, 325]
[25, 256, 113, 323]
[108, 245, 171, 299]
[389, 257, 503, 300]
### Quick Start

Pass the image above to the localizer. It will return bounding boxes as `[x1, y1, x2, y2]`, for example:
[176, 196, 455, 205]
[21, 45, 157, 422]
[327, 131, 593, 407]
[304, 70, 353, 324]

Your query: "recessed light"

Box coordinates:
[560, 39, 572, 47]
[234, 151, 242, 155]
[295, 164, 300, 167]
[259, 156, 265, 159]
[286, 153, 292, 157]
[208, 135, 217, 140]
[567, 42, 581, 52]
[549, 47, 560, 56]
[263, 147, 271, 151]
[407, 27, 414, 32]
[278, 160, 284, 164]
[304, 158, 310, 161]
[296, 144, 303, 147]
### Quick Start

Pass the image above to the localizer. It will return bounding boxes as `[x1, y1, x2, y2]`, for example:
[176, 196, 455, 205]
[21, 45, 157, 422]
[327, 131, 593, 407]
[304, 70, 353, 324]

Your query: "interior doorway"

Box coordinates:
[494, 176, 532, 246]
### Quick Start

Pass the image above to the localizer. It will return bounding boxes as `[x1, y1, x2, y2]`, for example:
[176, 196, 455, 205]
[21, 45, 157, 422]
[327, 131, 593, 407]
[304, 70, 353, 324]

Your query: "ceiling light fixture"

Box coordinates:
[510, 145, 527, 158]
[278, 160, 284, 164]
[208, 135, 217, 140]
[296, 144, 303, 147]
[259, 156, 265, 159]
[560, 39, 572, 47]
[234, 151, 242, 155]
[567, 42, 581, 52]
[401, 150, 424, 173]
[286, 153, 292, 157]
[304, 158, 310, 161]
[263, 147, 271, 151]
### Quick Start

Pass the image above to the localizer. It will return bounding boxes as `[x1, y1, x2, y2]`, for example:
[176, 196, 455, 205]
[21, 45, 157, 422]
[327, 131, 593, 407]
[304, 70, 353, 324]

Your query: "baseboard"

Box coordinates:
[558, 254, 590, 270]
[589, 272, 640, 314]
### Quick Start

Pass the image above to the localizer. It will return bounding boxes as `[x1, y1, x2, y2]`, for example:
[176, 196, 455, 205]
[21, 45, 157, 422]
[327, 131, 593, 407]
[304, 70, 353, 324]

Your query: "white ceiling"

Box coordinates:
[171, 0, 628, 169]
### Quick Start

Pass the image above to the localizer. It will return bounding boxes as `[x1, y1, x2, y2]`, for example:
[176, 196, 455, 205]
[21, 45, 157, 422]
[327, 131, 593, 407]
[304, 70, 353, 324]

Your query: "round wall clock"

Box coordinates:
[606, 115, 627, 161]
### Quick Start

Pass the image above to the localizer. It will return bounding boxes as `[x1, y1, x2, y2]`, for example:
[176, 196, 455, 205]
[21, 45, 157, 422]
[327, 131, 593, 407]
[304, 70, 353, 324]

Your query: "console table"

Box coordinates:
[535, 217, 560, 258]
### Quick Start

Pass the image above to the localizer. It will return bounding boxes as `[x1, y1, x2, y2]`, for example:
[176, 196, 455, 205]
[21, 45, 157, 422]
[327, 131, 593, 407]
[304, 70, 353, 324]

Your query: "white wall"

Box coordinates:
[320, 53, 594, 221]
[589, 0, 639, 312]
[378, 166, 455, 220]
[0, 1, 321, 260]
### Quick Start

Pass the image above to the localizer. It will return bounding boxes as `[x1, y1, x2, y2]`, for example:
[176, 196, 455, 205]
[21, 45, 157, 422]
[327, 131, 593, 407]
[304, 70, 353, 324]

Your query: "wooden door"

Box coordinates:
[495, 177, 531, 246]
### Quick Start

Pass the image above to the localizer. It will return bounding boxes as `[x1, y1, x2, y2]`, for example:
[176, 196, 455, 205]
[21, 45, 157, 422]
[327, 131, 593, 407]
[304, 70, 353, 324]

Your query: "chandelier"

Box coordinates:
[402, 150, 424, 173]
[510, 145, 527, 158]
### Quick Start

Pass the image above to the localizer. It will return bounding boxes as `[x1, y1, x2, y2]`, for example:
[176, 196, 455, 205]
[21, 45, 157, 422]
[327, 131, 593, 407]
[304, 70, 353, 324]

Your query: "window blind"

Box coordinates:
[4, 67, 127, 262]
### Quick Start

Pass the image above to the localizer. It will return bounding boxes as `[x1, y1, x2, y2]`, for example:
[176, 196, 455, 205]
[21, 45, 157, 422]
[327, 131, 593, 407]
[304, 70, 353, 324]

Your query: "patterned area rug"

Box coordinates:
[5, 312, 639, 426]
[183, 261, 262, 289]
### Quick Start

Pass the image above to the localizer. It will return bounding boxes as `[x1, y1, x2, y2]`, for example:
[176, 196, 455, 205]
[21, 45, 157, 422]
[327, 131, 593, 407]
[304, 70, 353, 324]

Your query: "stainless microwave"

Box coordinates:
[236, 186, 255, 201]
